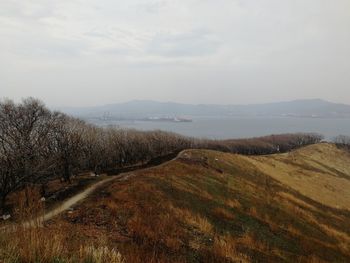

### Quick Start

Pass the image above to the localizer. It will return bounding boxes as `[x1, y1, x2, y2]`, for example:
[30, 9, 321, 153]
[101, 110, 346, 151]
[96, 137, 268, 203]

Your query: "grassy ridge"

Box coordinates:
[246, 143, 350, 210]
[1, 143, 349, 262]
[38, 143, 350, 262]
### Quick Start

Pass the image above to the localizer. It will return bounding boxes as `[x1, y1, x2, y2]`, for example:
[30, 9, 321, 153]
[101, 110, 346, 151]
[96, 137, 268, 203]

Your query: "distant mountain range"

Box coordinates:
[58, 99, 350, 120]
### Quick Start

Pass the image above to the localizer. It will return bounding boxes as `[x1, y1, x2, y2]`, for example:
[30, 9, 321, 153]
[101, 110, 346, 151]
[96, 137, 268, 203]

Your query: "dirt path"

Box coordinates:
[23, 175, 119, 227]
[23, 152, 181, 227]
[0, 173, 135, 231]
[0, 152, 181, 230]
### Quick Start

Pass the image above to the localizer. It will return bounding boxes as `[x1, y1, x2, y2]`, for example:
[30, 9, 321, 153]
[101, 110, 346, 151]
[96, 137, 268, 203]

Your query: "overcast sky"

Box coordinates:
[1, 0, 350, 107]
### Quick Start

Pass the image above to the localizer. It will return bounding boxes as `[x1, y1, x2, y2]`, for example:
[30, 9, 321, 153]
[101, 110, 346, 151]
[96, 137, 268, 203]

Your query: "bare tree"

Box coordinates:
[0, 98, 58, 208]
[0, 153, 14, 212]
[81, 125, 107, 175]
[334, 135, 350, 150]
[51, 115, 86, 183]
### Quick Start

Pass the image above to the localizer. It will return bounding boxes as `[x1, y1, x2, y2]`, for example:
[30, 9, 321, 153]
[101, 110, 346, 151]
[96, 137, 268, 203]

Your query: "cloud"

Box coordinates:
[147, 29, 221, 58]
[136, 0, 169, 14]
[0, 0, 350, 106]
[0, 0, 55, 20]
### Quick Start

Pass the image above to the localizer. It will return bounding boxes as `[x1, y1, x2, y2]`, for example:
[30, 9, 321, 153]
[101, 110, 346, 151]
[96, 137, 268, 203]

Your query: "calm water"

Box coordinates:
[95, 117, 350, 140]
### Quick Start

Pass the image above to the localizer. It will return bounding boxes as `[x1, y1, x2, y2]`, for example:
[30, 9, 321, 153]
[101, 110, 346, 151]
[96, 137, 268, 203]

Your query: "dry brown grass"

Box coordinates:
[57, 145, 350, 262]
[225, 198, 241, 209]
[304, 254, 328, 263]
[0, 187, 64, 262]
[278, 192, 317, 211]
[275, 196, 350, 255]
[171, 206, 213, 234]
[286, 224, 302, 236]
[128, 209, 183, 250]
[212, 234, 250, 263]
[3, 144, 348, 262]
[0, 185, 125, 263]
[248, 206, 259, 217]
[0, 225, 65, 263]
[212, 207, 235, 221]
[79, 245, 124, 263]
[262, 213, 280, 232]
[247, 144, 350, 210]
[0, 224, 125, 263]
[14, 186, 45, 222]
[238, 232, 269, 252]
[317, 223, 350, 253]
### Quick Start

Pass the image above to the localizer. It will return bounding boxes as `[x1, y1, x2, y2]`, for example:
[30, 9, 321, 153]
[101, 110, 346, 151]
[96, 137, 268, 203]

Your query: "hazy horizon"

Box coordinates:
[2, 97, 350, 109]
[54, 98, 347, 109]
[1, 1, 350, 107]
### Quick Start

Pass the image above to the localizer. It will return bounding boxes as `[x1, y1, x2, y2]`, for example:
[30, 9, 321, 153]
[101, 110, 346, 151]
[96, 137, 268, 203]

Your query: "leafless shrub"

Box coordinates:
[334, 135, 350, 151]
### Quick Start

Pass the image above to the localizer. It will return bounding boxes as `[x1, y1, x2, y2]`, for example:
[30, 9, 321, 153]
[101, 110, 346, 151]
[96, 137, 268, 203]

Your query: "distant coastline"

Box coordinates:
[60, 99, 350, 120]
[140, 117, 193, 123]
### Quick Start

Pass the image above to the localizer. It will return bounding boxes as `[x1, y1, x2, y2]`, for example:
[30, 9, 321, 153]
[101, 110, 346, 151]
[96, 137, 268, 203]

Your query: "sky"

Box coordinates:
[1, 0, 350, 107]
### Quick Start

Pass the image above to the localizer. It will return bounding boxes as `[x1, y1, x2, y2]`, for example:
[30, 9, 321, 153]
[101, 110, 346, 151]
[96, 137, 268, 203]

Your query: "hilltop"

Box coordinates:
[41, 143, 350, 262]
[246, 143, 350, 210]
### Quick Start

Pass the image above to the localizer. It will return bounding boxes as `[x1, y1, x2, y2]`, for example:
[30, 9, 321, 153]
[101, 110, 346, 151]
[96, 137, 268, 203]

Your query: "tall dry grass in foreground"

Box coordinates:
[1, 225, 65, 263]
[0, 187, 125, 263]
[0, 226, 125, 263]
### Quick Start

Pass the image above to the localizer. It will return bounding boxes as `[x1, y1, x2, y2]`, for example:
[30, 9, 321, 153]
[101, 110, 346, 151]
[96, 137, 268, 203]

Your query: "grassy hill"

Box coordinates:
[3, 143, 350, 262]
[244, 143, 350, 210]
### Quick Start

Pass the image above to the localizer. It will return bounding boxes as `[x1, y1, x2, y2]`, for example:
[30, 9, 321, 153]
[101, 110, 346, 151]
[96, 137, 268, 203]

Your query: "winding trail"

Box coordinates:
[22, 152, 181, 227]
[24, 175, 119, 227]
[0, 152, 181, 230]
[0, 174, 131, 231]
[22, 175, 119, 227]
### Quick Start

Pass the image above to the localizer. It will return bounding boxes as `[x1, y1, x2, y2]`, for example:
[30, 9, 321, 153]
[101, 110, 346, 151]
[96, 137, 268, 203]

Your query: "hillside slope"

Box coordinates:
[48, 144, 350, 262]
[245, 143, 350, 210]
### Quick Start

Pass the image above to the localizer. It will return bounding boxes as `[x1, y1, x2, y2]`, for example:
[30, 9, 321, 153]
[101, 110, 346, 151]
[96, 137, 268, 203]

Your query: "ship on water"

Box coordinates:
[144, 116, 193, 123]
